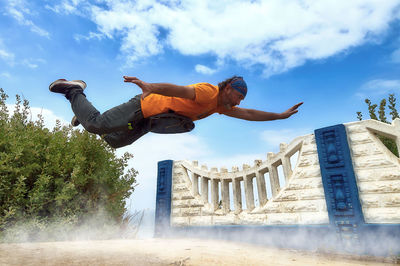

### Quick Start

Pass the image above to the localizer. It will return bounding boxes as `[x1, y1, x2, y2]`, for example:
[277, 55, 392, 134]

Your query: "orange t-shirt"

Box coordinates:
[140, 82, 230, 121]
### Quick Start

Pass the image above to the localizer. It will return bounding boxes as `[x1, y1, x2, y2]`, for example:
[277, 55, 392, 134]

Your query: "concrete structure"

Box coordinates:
[155, 119, 400, 255]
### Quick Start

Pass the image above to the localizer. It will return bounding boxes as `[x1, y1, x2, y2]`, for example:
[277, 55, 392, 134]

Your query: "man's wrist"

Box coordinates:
[148, 83, 157, 93]
[278, 112, 286, 119]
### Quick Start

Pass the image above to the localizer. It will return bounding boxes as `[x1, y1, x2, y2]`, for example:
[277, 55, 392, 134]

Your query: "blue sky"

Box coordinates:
[1, 0, 400, 211]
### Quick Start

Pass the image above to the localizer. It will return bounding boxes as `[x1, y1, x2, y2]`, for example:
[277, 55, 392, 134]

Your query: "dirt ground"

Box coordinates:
[0, 238, 397, 266]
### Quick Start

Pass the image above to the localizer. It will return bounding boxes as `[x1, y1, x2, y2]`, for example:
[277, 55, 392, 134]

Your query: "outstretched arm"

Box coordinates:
[223, 102, 303, 121]
[123, 76, 195, 100]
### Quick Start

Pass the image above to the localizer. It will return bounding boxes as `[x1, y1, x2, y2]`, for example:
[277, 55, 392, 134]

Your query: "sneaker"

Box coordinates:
[49, 79, 87, 94]
[71, 116, 80, 127]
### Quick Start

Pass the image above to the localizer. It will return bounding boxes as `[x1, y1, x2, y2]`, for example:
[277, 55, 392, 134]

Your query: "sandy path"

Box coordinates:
[0, 238, 396, 266]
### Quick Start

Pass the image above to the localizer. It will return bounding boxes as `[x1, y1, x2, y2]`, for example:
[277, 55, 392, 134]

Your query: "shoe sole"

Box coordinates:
[49, 79, 87, 93]
[71, 116, 80, 127]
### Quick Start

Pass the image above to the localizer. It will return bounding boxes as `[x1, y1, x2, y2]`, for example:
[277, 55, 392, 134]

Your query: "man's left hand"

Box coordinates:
[280, 102, 303, 119]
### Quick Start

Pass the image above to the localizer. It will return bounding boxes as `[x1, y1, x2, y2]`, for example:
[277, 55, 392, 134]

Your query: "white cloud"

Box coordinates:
[21, 60, 38, 69]
[260, 128, 312, 152]
[5, 0, 50, 38]
[0, 40, 15, 65]
[0, 49, 15, 65]
[391, 48, 400, 63]
[0, 39, 44, 68]
[358, 79, 400, 97]
[6, 104, 69, 129]
[195, 64, 217, 75]
[74, 32, 105, 42]
[30, 107, 70, 128]
[0, 48, 44, 69]
[49, 0, 400, 76]
[1, 72, 11, 78]
[21, 58, 46, 69]
[45, 0, 83, 15]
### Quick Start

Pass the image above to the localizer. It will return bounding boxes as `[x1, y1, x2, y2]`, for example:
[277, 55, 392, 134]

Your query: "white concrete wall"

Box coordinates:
[345, 119, 400, 223]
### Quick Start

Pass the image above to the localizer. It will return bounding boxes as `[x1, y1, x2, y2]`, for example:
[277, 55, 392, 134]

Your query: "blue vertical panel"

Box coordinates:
[154, 160, 173, 237]
[315, 124, 364, 251]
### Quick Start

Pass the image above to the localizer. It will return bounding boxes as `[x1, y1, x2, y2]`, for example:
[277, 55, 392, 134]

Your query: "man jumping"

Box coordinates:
[49, 76, 303, 148]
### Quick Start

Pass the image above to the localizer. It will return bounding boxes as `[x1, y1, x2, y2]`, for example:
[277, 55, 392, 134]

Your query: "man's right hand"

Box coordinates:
[123, 76, 196, 100]
[123, 76, 153, 99]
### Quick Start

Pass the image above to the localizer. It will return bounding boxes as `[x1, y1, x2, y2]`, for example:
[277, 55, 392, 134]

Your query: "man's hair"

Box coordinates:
[218, 75, 243, 91]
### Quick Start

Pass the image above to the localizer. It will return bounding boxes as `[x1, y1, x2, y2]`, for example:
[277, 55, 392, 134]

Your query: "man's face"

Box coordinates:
[222, 85, 245, 109]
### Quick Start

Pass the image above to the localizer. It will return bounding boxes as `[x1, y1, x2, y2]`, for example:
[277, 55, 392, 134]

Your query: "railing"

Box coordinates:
[169, 130, 331, 228]
[178, 135, 306, 214]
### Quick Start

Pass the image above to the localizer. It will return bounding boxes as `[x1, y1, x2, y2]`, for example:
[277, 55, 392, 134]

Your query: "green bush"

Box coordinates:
[0, 88, 137, 242]
[357, 94, 399, 157]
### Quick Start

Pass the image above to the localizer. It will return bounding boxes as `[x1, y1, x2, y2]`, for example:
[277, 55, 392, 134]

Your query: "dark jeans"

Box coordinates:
[69, 91, 149, 148]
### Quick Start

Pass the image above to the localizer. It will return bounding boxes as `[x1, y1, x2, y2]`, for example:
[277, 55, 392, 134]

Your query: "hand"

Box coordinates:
[123, 76, 153, 99]
[280, 102, 303, 119]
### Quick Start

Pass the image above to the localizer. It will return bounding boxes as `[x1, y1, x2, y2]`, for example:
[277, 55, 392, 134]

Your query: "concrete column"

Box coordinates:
[255, 170, 267, 206]
[211, 179, 219, 211]
[269, 165, 280, 198]
[222, 179, 230, 213]
[244, 176, 255, 211]
[394, 117, 400, 154]
[282, 156, 293, 182]
[233, 178, 242, 214]
[192, 173, 199, 196]
[396, 138, 400, 157]
[201, 176, 209, 203]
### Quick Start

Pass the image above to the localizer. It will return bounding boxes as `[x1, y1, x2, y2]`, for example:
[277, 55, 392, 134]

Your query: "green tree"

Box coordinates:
[365, 99, 378, 120]
[378, 99, 387, 123]
[0, 88, 137, 241]
[357, 94, 399, 157]
[388, 93, 399, 120]
[356, 112, 362, 121]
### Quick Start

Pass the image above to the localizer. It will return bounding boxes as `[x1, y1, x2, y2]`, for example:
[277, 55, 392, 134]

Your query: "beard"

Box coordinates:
[224, 103, 233, 109]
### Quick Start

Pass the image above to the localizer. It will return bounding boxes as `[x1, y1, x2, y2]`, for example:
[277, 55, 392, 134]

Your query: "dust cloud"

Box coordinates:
[0, 238, 395, 266]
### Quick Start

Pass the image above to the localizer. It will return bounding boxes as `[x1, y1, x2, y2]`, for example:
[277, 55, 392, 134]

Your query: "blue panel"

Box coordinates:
[315, 124, 364, 252]
[154, 160, 173, 237]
